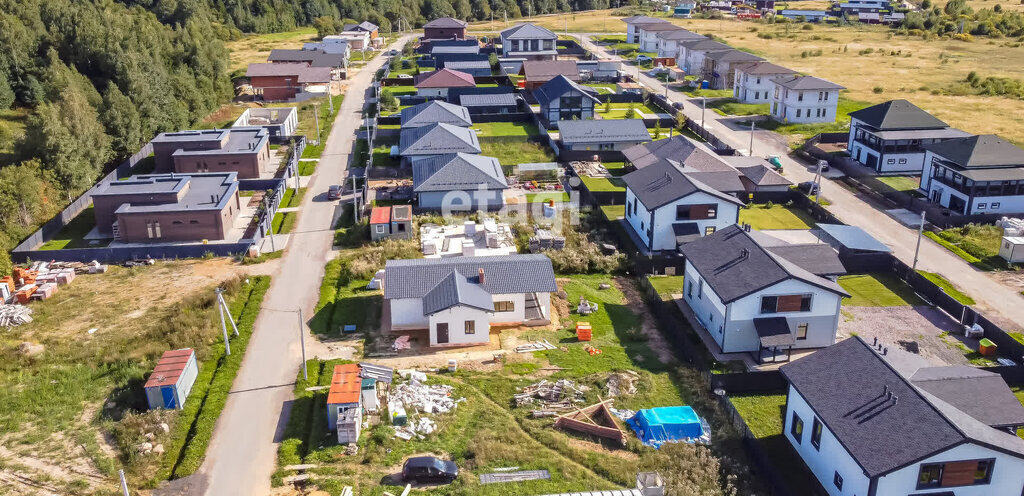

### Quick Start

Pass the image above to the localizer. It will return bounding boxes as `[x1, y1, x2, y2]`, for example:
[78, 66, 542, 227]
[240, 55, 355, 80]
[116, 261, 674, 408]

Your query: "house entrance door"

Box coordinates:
[866, 154, 879, 170]
[436, 323, 449, 344]
[948, 195, 967, 214]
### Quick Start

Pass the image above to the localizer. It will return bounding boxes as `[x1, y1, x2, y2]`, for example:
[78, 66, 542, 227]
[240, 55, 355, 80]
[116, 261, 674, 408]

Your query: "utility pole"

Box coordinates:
[813, 160, 824, 206]
[312, 102, 321, 144]
[328, 82, 334, 115]
[748, 120, 755, 156]
[216, 287, 231, 356]
[504, 10, 508, 28]
[352, 174, 360, 224]
[701, 96, 706, 128]
[912, 210, 927, 271]
[297, 308, 308, 381]
[217, 288, 239, 336]
[119, 470, 130, 496]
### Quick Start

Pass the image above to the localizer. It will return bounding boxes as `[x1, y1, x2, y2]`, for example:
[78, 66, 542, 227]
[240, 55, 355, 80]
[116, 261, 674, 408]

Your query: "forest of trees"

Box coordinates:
[0, 0, 626, 271]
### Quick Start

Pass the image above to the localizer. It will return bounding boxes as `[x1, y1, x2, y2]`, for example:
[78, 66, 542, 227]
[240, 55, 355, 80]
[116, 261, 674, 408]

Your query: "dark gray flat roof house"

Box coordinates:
[91, 172, 241, 243]
[920, 134, 1024, 216]
[847, 99, 970, 174]
[268, 49, 347, 68]
[558, 119, 651, 152]
[150, 128, 271, 179]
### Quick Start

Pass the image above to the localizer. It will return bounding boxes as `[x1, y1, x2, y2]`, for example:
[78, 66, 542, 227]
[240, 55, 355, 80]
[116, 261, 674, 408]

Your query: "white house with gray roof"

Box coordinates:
[733, 61, 796, 104]
[412, 153, 508, 211]
[622, 16, 670, 44]
[558, 119, 652, 151]
[655, 28, 706, 59]
[703, 49, 764, 90]
[920, 134, 1024, 215]
[781, 337, 1024, 496]
[769, 76, 845, 124]
[678, 225, 849, 363]
[622, 158, 744, 252]
[383, 255, 558, 346]
[398, 122, 481, 166]
[400, 101, 472, 129]
[847, 99, 971, 174]
[500, 23, 557, 60]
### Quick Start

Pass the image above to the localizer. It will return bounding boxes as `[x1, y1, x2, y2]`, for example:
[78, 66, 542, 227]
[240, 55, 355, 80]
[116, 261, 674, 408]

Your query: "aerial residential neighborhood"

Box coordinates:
[5, 3, 1024, 496]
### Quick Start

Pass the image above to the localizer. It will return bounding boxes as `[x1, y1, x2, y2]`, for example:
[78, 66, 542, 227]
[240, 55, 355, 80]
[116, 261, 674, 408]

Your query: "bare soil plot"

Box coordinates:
[838, 306, 972, 370]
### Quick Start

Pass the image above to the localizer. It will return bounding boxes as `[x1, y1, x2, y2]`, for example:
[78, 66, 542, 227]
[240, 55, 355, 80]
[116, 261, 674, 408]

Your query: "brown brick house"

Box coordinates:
[150, 128, 270, 179]
[245, 63, 332, 101]
[91, 173, 241, 243]
[423, 17, 469, 39]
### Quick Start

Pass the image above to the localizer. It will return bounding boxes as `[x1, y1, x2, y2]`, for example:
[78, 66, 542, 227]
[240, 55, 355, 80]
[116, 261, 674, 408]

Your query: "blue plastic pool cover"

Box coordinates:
[627, 406, 706, 447]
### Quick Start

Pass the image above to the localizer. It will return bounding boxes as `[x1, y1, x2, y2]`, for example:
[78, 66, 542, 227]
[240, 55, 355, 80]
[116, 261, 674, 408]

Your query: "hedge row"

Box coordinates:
[154, 276, 272, 482]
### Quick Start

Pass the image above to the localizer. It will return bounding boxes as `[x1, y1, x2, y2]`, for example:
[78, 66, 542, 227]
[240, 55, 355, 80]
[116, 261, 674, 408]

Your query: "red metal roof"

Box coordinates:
[414, 68, 475, 88]
[144, 349, 195, 388]
[369, 206, 391, 225]
[327, 364, 362, 405]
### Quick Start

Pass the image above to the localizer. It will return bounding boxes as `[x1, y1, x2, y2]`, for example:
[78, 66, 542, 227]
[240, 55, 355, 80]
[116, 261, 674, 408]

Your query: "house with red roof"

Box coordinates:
[413, 68, 476, 98]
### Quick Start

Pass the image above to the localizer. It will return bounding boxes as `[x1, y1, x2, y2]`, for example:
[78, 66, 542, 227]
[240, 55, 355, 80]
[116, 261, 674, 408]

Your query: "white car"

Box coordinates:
[396, 73, 413, 80]
[636, 55, 652, 63]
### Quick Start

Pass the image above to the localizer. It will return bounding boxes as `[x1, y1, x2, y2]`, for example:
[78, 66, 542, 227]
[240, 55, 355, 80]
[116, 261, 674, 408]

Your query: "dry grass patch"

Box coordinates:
[226, 27, 318, 72]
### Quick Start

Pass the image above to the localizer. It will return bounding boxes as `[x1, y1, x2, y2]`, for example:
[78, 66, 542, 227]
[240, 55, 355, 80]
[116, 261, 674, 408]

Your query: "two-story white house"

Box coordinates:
[678, 225, 849, 363]
[920, 134, 1024, 215]
[655, 29, 706, 59]
[383, 255, 557, 346]
[500, 23, 557, 60]
[622, 158, 744, 253]
[637, 22, 683, 53]
[622, 16, 670, 44]
[769, 76, 844, 124]
[533, 74, 601, 124]
[733, 61, 795, 104]
[781, 337, 1024, 496]
[703, 49, 765, 89]
[676, 39, 731, 76]
[847, 99, 971, 174]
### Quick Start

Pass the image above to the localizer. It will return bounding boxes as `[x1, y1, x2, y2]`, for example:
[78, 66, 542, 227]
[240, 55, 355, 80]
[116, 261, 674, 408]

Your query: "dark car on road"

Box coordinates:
[327, 185, 343, 200]
[402, 456, 458, 484]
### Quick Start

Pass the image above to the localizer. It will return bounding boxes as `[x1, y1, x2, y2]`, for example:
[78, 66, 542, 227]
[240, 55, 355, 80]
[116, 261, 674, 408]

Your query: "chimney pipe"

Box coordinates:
[883, 384, 888, 396]
[740, 248, 749, 260]
[893, 395, 899, 406]
[478, 268, 485, 284]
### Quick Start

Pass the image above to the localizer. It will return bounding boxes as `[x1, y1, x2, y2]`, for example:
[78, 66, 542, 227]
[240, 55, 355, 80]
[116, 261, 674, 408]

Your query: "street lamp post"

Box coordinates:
[701, 96, 706, 128]
[748, 120, 755, 156]
[912, 210, 927, 271]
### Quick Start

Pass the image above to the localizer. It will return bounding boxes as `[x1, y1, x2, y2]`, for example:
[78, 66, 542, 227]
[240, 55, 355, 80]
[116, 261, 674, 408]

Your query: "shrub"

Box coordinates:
[873, 86, 885, 93]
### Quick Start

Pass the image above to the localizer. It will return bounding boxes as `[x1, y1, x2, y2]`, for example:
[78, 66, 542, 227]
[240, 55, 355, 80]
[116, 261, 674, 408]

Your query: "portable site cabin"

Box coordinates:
[145, 349, 199, 410]
[627, 406, 706, 448]
[326, 364, 362, 443]
[358, 362, 394, 413]
[1000, 236, 1024, 263]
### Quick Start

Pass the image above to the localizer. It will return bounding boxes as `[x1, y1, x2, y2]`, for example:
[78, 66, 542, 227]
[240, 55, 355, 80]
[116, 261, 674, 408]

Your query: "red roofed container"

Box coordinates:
[327, 364, 363, 443]
[145, 348, 199, 410]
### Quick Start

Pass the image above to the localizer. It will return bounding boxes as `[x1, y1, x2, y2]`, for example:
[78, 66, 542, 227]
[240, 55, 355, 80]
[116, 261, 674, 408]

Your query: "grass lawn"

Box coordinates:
[738, 204, 817, 230]
[729, 392, 821, 495]
[580, 176, 626, 193]
[272, 211, 298, 234]
[838, 273, 925, 307]
[646, 275, 686, 301]
[37, 206, 109, 250]
[875, 175, 921, 192]
[679, 86, 735, 98]
[600, 204, 626, 220]
[603, 162, 627, 176]
[279, 187, 307, 208]
[524, 191, 571, 203]
[282, 273, 767, 494]
[298, 160, 317, 176]
[473, 121, 542, 138]
[928, 224, 1006, 270]
[706, 98, 770, 116]
[595, 103, 667, 119]
[917, 270, 976, 305]
[384, 85, 417, 97]
[479, 137, 555, 165]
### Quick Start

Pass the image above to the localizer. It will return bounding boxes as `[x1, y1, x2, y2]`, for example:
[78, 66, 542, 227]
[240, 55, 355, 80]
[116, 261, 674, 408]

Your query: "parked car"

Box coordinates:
[388, 49, 399, 55]
[816, 159, 830, 172]
[636, 54, 652, 63]
[327, 185, 343, 200]
[798, 181, 820, 195]
[402, 456, 458, 484]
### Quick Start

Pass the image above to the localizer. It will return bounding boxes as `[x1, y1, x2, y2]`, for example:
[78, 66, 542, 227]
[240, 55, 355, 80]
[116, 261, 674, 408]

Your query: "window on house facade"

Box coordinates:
[760, 294, 812, 313]
[797, 323, 808, 340]
[992, 202, 1001, 209]
[705, 226, 716, 236]
[464, 320, 475, 334]
[978, 203, 987, 210]
[790, 412, 803, 443]
[697, 277, 703, 299]
[810, 417, 823, 449]
[797, 91, 803, 102]
[495, 301, 515, 312]
[796, 109, 802, 118]
[833, 472, 843, 491]
[756, 77, 761, 84]
[376, 224, 385, 233]
[917, 459, 995, 489]
[823, 91, 829, 100]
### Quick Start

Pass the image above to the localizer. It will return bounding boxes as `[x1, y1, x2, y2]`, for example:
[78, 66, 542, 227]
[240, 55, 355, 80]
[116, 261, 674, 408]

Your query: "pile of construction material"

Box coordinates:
[998, 217, 1024, 235]
[2, 261, 107, 306]
[570, 161, 612, 178]
[515, 379, 588, 414]
[514, 339, 557, 353]
[0, 304, 33, 328]
[529, 228, 566, 252]
[389, 371, 465, 440]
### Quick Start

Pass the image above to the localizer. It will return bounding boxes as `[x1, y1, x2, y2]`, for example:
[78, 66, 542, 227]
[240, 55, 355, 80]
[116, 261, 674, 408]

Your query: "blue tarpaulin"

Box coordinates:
[627, 406, 708, 448]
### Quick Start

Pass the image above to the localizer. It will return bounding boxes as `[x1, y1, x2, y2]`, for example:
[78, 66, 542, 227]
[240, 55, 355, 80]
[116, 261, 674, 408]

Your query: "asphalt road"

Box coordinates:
[190, 36, 412, 496]
[579, 34, 1024, 329]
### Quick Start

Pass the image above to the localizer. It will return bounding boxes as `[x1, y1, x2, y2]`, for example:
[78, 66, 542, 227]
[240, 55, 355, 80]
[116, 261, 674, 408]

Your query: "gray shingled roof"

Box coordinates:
[622, 159, 744, 212]
[679, 39, 732, 51]
[910, 366, 1024, 429]
[621, 15, 671, 24]
[736, 61, 795, 76]
[424, 17, 469, 28]
[412, 153, 508, 192]
[558, 119, 652, 145]
[533, 75, 599, 106]
[922, 134, 1024, 168]
[384, 255, 558, 300]
[522, 60, 580, 81]
[706, 49, 764, 63]
[422, 270, 495, 315]
[501, 23, 557, 40]
[432, 45, 482, 55]
[413, 68, 476, 88]
[656, 29, 706, 41]
[400, 101, 473, 128]
[733, 163, 794, 187]
[678, 225, 847, 303]
[459, 92, 518, 107]
[344, 21, 378, 32]
[622, 136, 746, 193]
[848, 99, 949, 130]
[443, 60, 491, 70]
[773, 75, 845, 90]
[766, 244, 847, 277]
[781, 337, 1024, 478]
[267, 49, 347, 68]
[399, 123, 481, 156]
[245, 63, 332, 83]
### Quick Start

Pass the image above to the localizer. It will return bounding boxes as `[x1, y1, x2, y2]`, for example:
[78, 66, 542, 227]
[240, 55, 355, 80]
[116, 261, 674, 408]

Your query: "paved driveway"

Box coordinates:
[577, 33, 1024, 332]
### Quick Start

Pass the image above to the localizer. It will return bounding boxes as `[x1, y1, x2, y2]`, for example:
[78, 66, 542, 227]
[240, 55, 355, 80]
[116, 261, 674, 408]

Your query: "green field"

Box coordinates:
[580, 176, 626, 193]
[600, 204, 626, 220]
[838, 273, 925, 307]
[473, 121, 542, 138]
[706, 98, 770, 116]
[729, 392, 820, 494]
[917, 270, 976, 305]
[479, 137, 555, 165]
[738, 204, 816, 230]
[646, 275, 686, 301]
[875, 175, 922, 192]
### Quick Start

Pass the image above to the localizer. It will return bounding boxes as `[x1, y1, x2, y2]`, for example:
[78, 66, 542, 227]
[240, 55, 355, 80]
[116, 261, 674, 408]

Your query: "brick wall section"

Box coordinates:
[116, 192, 240, 243]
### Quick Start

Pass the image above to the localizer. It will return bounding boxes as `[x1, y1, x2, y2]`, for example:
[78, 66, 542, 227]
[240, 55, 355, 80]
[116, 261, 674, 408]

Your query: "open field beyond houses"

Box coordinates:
[472, 10, 1024, 144]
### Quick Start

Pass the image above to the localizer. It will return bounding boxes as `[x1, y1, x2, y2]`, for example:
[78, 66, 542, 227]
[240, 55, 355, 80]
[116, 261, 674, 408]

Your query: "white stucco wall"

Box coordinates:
[734, 71, 787, 104]
[390, 298, 428, 329]
[416, 88, 447, 98]
[848, 118, 929, 174]
[784, 386, 872, 496]
[874, 442, 1024, 495]
[427, 305, 492, 346]
[417, 189, 505, 211]
[682, 261, 728, 347]
[624, 189, 740, 252]
[770, 86, 840, 124]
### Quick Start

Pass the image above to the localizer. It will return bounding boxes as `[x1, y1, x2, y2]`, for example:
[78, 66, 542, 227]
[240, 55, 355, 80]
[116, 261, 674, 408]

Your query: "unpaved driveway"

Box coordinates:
[838, 306, 971, 374]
